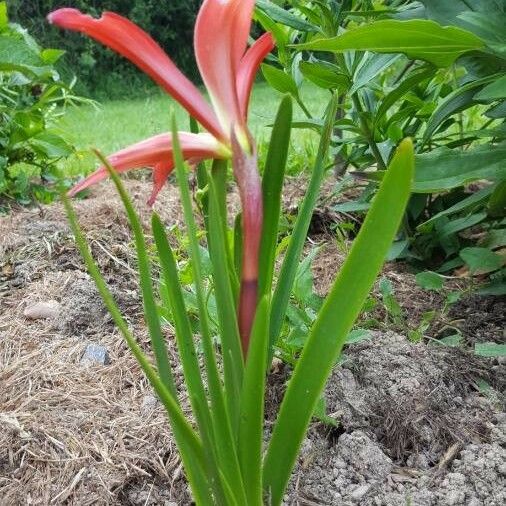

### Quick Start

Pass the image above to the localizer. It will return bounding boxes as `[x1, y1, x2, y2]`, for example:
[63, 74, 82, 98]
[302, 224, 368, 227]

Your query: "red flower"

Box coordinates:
[48, 0, 274, 203]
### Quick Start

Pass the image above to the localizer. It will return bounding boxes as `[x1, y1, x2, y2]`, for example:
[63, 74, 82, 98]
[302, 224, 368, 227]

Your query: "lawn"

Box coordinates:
[59, 82, 329, 156]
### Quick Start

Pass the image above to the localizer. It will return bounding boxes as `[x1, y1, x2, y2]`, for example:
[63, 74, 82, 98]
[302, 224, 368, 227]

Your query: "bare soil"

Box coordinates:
[1, 179, 504, 505]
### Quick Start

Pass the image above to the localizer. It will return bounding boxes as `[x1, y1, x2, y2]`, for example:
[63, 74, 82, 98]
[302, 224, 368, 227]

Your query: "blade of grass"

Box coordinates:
[263, 139, 414, 505]
[61, 191, 212, 504]
[93, 150, 176, 397]
[169, 119, 248, 504]
[238, 297, 269, 506]
[268, 94, 339, 362]
[258, 95, 293, 300]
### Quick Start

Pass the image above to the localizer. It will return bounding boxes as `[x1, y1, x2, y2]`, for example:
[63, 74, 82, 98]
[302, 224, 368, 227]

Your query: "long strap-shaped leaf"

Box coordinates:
[61, 192, 212, 505]
[268, 93, 339, 361]
[93, 152, 176, 395]
[152, 214, 232, 505]
[258, 95, 293, 300]
[207, 160, 244, 433]
[263, 139, 414, 505]
[167, 117, 247, 504]
[238, 297, 269, 505]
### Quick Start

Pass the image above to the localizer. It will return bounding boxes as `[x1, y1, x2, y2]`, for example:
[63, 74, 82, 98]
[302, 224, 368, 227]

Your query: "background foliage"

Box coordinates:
[0, 1, 93, 208]
[7, 0, 202, 97]
[256, 0, 506, 293]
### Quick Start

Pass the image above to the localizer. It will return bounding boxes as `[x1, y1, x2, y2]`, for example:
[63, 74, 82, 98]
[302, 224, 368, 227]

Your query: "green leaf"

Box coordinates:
[474, 75, 506, 101]
[437, 334, 463, 347]
[475, 342, 506, 357]
[60, 192, 212, 506]
[334, 201, 371, 213]
[208, 161, 244, 429]
[419, 0, 503, 27]
[477, 280, 506, 296]
[169, 121, 247, 504]
[94, 152, 176, 397]
[299, 61, 350, 90]
[481, 228, 506, 249]
[0, 2, 7, 29]
[254, 8, 289, 49]
[263, 139, 414, 506]
[152, 214, 231, 505]
[374, 67, 434, 126]
[488, 180, 506, 217]
[238, 297, 269, 505]
[262, 64, 299, 97]
[414, 144, 506, 193]
[415, 271, 445, 291]
[345, 328, 372, 344]
[0, 35, 50, 75]
[259, 95, 292, 299]
[417, 186, 495, 230]
[423, 75, 498, 142]
[268, 94, 339, 361]
[351, 53, 401, 95]
[313, 397, 339, 427]
[460, 247, 503, 274]
[256, 0, 318, 32]
[297, 20, 484, 68]
[40, 48, 65, 64]
[29, 132, 73, 159]
[438, 212, 487, 238]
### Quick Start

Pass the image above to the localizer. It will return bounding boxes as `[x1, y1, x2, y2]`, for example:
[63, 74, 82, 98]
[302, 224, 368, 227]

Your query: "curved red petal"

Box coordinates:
[148, 161, 175, 207]
[237, 32, 275, 119]
[194, 0, 255, 132]
[48, 8, 224, 140]
[68, 133, 224, 202]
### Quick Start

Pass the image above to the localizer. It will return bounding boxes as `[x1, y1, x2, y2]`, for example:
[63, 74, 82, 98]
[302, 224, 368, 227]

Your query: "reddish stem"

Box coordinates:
[231, 133, 263, 359]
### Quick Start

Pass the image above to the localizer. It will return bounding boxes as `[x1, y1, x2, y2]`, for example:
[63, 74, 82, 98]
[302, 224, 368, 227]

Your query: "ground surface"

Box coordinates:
[1, 178, 504, 505]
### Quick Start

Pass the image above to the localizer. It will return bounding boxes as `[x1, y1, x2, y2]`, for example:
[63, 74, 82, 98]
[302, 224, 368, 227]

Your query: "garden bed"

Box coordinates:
[1, 180, 504, 505]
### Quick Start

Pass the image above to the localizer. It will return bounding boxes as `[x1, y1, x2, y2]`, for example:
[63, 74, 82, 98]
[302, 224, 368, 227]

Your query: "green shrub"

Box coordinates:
[257, 0, 506, 293]
[0, 1, 89, 209]
[7, 0, 202, 98]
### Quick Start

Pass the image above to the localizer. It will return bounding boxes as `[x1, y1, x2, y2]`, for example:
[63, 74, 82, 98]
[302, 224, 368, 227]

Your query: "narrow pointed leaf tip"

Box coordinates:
[296, 20, 484, 68]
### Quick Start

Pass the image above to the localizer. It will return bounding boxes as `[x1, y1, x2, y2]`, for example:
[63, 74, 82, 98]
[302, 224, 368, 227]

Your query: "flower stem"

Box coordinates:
[232, 135, 263, 358]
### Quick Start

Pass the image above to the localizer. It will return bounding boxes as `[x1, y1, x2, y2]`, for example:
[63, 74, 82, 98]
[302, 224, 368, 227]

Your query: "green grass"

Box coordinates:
[59, 83, 328, 156]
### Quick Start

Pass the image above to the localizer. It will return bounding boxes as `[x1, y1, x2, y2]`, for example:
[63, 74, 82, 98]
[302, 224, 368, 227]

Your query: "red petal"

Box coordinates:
[148, 161, 175, 207]
[237, 33, 275, 119]
[48, 9, 224, 140]
[68, 133, 224, 202]
[194, 0, 255, 132]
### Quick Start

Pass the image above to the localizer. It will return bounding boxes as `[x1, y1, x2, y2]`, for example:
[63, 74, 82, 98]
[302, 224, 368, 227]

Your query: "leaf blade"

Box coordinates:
[263, 139, 414, 505]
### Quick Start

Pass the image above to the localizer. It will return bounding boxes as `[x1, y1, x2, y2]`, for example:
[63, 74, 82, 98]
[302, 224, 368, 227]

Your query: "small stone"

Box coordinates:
[351, 484, 370, 501]
[141, 394, 159, 415]
[24, 301, 60, 320]
[80, 344, 110, 366]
